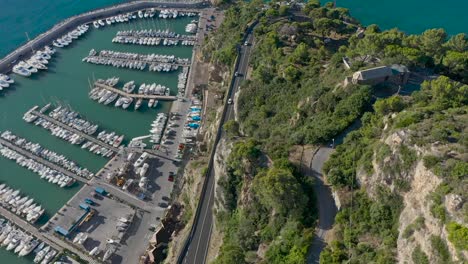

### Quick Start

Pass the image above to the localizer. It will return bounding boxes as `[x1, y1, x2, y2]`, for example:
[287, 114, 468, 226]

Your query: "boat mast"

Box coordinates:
[25, 32, 34, 53]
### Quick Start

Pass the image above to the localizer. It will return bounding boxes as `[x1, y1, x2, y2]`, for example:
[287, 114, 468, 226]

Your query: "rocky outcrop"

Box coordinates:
[396, 161, 443, 263]
[213, 137, 233, 212]
[356, 128, 466, 263]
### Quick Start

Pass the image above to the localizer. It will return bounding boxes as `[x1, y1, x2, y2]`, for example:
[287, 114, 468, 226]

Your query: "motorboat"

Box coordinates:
[0, 79, 9, 89]
[34, 245, 50, 263]
[12, 66, 31, 77]
[0, 74, 14, 83]
[19, 238, 39, 256]
[134, 99, 142, 110]
[122, 97, 133, 109]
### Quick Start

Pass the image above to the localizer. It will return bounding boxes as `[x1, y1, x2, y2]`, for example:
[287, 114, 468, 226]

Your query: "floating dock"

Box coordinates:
[94, 82, 177, 101]
[0, 137, 86, 183]
[29, 109, 120, 153]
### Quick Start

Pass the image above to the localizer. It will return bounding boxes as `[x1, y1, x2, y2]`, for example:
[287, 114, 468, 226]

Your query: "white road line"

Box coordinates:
[192, 176, 215, 263]
[202, 217, 214, 263]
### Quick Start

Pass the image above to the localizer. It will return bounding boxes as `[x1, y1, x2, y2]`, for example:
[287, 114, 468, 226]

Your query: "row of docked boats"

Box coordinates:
[0, 145, 76, 188]
[137, 83, 170, 96]
[23, 113, 115, 158]
[177, 67, 189, 98]
[0, 184, 45, 223]
[52, 24, 89, 48]
[149, 113, 168, 144]
[116, 29, 195, 39]
[0, 74, 14, 90]
[1, 130, 94, 179]
[82, 50, 188, 72]
[12, 46, 55, 77]
[93, 12, 136, 29]
[138, 8, 157, 19]
[0, 218, 57, 263]
[112, 36, 195, 46]
[158, 9, 197, 19]
[84, 49, 190, 64]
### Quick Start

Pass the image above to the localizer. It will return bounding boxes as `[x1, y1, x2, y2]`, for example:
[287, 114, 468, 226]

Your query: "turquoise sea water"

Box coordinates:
[0, 1, 465, 263]
[337, 0, 468, 35]
[0, 0, 124, 57]
[0, 2, 194, 263]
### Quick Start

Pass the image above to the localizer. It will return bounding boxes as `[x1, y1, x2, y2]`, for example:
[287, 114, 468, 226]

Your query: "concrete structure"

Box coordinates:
[344, 64, 410, 87]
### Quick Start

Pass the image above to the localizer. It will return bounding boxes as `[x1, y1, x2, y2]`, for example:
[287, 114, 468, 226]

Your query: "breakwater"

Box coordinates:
[0, 0, 207, 73]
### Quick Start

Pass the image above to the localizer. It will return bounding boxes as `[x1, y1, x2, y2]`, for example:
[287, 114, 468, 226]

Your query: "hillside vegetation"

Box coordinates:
[202, 1, 468, 263]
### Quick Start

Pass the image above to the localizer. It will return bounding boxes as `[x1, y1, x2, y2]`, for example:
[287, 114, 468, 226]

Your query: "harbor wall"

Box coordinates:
[0, 0, 208, 73]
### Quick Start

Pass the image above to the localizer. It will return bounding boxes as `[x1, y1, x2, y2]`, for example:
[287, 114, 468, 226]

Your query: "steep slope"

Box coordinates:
[322, 76, 467, 263]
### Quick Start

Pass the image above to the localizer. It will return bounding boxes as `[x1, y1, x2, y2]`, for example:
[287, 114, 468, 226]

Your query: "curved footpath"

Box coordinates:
[0, 0, 208, 73]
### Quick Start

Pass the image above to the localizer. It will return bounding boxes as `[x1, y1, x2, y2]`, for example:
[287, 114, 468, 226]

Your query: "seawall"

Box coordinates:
[0, 0, 208, 73]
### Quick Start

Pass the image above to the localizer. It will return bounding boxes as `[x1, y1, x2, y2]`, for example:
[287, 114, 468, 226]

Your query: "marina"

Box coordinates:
[0, 141, 78, 187]
[0, 184, 45, 224]
[24, 105, 122, 157]
[82, 49, 190, 71]
[0, 218, 57, 262]
[0, 2, 206, 263]
[0, 131, 94, 179]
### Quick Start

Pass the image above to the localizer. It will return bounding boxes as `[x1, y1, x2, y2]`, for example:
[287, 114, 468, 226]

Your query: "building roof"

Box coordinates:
[353, 66, 392, 81]
[55, 226, 69, 236]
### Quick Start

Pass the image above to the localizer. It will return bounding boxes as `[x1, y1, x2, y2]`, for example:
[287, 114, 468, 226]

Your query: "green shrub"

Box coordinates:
[430, 235, 451, 262]
[446, 222, 468, 250]
[423, 155, 441, 169]
[412, 245, 429, 264]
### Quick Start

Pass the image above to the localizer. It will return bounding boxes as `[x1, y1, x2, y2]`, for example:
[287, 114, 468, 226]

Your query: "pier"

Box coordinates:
[29, 109, 121, 153]
[94, 82, 177, 101]
[84, 54, 191, 67]
[0, 206, 95, 264]
[0, 138, 86, 183]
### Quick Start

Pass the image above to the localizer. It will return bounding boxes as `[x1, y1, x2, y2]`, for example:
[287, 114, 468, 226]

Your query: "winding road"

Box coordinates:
[307, 147, 337, 263]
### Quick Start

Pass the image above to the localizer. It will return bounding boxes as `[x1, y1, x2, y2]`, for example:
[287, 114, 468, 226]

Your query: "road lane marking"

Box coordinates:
[192, 175, 215, 263]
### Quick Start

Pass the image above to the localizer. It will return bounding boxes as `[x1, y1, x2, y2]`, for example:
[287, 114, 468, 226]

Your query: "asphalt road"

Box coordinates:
[179, 32, 255, 264]
[307, 147, 337, 264]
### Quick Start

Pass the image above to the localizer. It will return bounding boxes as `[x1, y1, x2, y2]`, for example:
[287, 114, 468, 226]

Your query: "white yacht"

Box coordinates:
[0, 74, 14, 83]
[0, 79, 9, 89]
[12, 65, 31, 77]
[19, 238, 39, 256]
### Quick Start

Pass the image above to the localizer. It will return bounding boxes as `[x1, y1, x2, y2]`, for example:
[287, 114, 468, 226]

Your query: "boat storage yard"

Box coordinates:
[0, 3, 208, 263]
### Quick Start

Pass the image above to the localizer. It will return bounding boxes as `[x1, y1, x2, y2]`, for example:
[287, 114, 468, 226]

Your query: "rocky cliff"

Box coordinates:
[355, 122, 467, 263]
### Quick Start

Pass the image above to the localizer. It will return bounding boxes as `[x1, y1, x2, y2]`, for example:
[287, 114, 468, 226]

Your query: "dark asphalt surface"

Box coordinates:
[307, 147, 337, 263]
[180, 32, 254, 264]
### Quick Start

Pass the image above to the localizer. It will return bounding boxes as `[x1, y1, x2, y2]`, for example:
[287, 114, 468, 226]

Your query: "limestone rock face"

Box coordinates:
[213, 138, 233, 213]
[356, 129, 467, 263]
